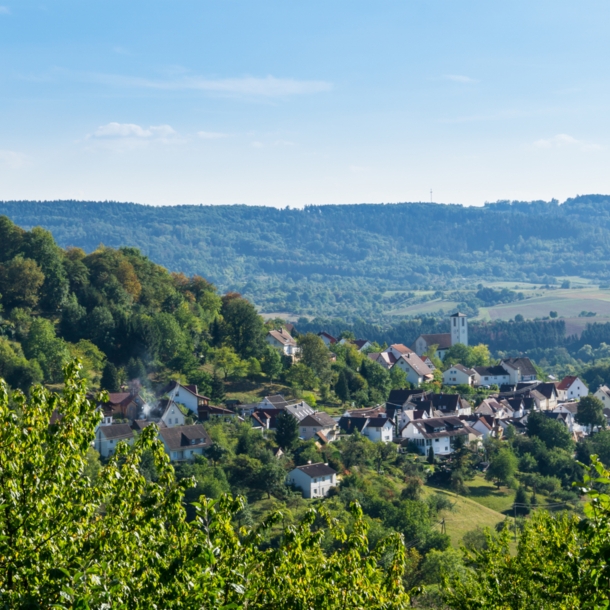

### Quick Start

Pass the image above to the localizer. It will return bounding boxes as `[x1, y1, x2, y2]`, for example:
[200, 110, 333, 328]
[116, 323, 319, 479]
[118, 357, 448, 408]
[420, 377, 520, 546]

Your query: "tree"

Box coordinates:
[261, 345, 282, 381]
[100, 361, 120, 391]
[285, 362, 317, 390]
[427, 446, 435, 464]
[0, 256, 45, 310]
[219, 294, 266, 359]
[550, 310, 558, 318]
[22, 317, 71, 383]
[576, 395, 606, 430]
[389, 365, 408, 390]
[297, 333, 331, 379]
[210, 373, 226, 403]
[514, 485, 531, 516]
[526, 411, 574, 451]
[485, 448, 517, 489]
[0, 361, 412, 608]
[206, 442, 227, 466]
[211, 346, 242, 379]
[335, 370, 351, 402]
[275, 411, 299, 450]
[256, 459, 287, 499]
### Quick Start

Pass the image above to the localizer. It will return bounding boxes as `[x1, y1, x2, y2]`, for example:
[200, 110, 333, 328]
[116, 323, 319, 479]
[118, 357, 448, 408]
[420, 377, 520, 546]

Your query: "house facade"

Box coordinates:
[158, 424, 212, 462]
[393, 353, 434, 387]
[557, 376, 589, 401]
[442, 364, 476, 386]
[299, 412, 339, 442]
[473, 366, 511, 387]
[162, 381, 210, 415]
[500, 358, 538, 383]
[400, 416, 480, 456]
[95, 423, 134, 458]
[287, 463, 338, 499]
[266, 329, 299, 356]
[160, 400, 186, 427]
[412, 333, 452, 360]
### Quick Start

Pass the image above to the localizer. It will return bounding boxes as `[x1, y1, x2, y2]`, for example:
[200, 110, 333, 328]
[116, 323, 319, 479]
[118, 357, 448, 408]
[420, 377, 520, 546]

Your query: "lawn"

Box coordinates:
[422, 485, 507, 547]
[463, 475, 517, 514]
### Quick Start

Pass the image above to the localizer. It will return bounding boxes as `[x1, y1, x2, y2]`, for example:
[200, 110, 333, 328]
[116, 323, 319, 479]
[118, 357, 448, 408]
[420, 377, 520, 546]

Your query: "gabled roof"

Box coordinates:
[501, 357, 537, 378]
[158, 424, 211, 451]
[406, 416, 479, 440]
[354, 339, 370, 350]
[430, 393, 470, 412]
[536, 382, 558, 400]
[106, 392, 133, 405]
[158, 380, 210, 401]
[397, 353, 433, 377]
[300, 412, 337, 428]
[284, 401, 314, 421]
[268, 329, 297, 346]
[294, 462, 336, 478]
[447, 364, 476, 376]
[318, 331, 338, 344]
[98, 423, 134, 440]
[388, 343, 412, 355]
[368, 352, 396, 367]
[365, 417, 394, 428]
[416, 333, 452, 350]
[338, 416, 369, 433]
[387, 388, 430, 407]
[131, 419, 157, 431]
[557, 376, 581, 390]
[474, 365, 510, 377]
[262, 394, 288, 408]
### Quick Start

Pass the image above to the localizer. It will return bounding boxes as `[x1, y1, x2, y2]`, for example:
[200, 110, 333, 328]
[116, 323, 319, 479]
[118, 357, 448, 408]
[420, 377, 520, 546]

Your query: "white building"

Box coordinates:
[399, 416, 480, 457]
[162, 381, 210, 415]
[443, 364, 477, 386]
[160, 400, 186, 428]
[450, 312, 468, 346]
[338, 415, 394, 443]
[158, 424, 211, 462]
[385, 344, 413, 360]
[556, 376, 589, 401]
[473, 366, 511, 387]
[595, 385, 610, 406]
[393, 353, 434, 387]
[95, 423, 134, 458]
[266, 329, 299, 356]
[299, 412, 339, 442]
[287, 463, 338, 499]
[500, 358, 538, 383]
[317, 332, 338, 346]
[412, 333, 452, 359]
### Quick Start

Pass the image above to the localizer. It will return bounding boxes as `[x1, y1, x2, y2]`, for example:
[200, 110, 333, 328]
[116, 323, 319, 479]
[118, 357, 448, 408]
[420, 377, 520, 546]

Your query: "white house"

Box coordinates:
[95, 423, 134, 458]
[317, 331, 338, 346]
[399, 416, 480, 457]
[384, 344, 413, 360]
[556, 376, 589, 401]
[473, 366, 511, 387]
[393, 353, 434, 387]
[160, 400, 186, 428]
[287, 463, 338, 499]
[266, 329, 299, 356]
[595, 385, 610, 406]
[500, 358, 538, 383]
[442, 364, 477, 386]
[299, 412, 339, 443]
[158, 424, 212, 462]
[412, 333, 452, 360]
[367, 352, 396, 370]
[162, 381, 210, 415]
[338, 415, 395, 443]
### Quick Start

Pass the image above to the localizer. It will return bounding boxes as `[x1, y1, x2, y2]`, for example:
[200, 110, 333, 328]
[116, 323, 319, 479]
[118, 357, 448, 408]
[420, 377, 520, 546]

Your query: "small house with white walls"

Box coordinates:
[158, 424, 211, 462]
[595, 385, 610, 406]
[160, 400, 186, 428]
[412, 334, 452, 359]
[299, 412, 339, 443]
[266, 329, 299, 356]
[384, 344, 414, 360]
[399, 416, 480, 457]
[473, 366, 511, 387]
[287, 463, 337, 499]
[393, 353, 434, 387]
[160, 381, 210, 415]
[95, 423, 134, 458]
[443, 364, 477, 386]
[500, 358, 538, 383]
[556, 376, 589, 401]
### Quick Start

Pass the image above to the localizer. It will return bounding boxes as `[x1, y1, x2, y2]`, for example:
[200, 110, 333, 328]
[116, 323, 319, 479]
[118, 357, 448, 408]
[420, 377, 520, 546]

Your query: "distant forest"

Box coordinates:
[3, 195, 610, 319]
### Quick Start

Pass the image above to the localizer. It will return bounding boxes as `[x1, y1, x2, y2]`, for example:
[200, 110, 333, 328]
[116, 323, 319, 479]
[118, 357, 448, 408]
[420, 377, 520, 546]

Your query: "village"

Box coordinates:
[93, 311, 606, 501]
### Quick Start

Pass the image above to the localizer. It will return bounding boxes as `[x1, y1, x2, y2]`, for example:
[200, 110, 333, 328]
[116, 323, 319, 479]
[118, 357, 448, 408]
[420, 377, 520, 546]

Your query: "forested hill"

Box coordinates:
[2, 195, 610, 318]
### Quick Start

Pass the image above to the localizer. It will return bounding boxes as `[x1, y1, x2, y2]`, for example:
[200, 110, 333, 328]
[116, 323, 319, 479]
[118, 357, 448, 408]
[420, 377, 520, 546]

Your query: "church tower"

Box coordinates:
[450, 312, 468, 346]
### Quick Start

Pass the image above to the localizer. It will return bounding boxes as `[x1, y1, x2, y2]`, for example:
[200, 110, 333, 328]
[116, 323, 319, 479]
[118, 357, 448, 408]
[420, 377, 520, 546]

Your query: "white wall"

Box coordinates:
[287, 469, 337, 499]
[161, 403, 186, 427]
[167, 385, 199, 414]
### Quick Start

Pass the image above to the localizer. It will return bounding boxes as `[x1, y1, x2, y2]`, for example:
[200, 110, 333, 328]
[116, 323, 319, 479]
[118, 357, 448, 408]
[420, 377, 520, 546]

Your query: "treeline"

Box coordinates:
[3, 195, 610, 319]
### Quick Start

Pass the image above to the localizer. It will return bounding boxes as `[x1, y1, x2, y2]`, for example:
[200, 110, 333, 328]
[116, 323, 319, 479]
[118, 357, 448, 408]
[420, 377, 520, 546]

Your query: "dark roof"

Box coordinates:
[365, 417, 393, 428]
[354, 339, 370, 349]
[450, 312, 467, 317]
[536, 382, 558, 400]
[98, 423, 134, 440]
[265, 394, 288, 406]
[338, 416, 368, 433]
[157, 380, 210, 400]
[295, 463, 336, 478]
[502, 357, 537, 378]
[474, 365, 509, 377]
[557, 376, 580, 390]
[318, 331, 337, 344]
[387, 388, 430, 407]
[300, 412, 337, 428]
[431, 393, 463, 411]
[406, 416, 479, 440]
[198, 404, 236, 416]
[106, 392, 133, 405]
[418, 333, 452, 350]
[131, 419, 156, 431]
[158, 424, 211, 451]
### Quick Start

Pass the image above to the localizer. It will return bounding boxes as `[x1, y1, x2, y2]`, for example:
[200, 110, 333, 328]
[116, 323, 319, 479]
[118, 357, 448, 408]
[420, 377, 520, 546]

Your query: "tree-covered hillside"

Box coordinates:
[3, 195, 610, 319]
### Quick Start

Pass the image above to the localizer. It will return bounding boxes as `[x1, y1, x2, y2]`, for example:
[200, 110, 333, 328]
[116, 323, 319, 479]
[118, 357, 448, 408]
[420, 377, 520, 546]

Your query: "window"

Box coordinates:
[453, 318, 456, 327]
[435, 438, 439, 442]
[462, 318, 465, 326]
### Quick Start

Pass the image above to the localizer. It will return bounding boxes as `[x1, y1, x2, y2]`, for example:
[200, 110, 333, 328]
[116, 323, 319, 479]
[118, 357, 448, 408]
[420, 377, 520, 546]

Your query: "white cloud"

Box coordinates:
[82, 72, 332, 98]
[443, 74, 478, 84]
[91, 122, 176, 139]
[533, 134, 601, 151]
[197, 131, 229, 139]
[0, 150, 27, 169]
[0, 6, 10, 14]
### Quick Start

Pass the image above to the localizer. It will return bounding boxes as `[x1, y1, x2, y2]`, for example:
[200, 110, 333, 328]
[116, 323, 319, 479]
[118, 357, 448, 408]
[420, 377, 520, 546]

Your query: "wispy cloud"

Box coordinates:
[442, 74, 478, 84]
[0, 6, 10, 14]
[80, 71, 332, 98]
[197, 131, 229, 140]
[533, 133, 601, 151]
[0, 150, 27, 169]
[92, 122, 176, 139]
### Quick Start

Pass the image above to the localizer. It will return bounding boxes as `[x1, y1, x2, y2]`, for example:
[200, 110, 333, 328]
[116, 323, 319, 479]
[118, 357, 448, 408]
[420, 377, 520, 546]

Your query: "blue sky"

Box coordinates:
[1, 1, 610, 206]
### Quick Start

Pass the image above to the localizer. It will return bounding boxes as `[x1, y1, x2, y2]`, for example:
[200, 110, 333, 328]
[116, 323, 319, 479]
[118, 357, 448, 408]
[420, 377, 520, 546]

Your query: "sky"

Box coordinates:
[1, 1, 610, 207]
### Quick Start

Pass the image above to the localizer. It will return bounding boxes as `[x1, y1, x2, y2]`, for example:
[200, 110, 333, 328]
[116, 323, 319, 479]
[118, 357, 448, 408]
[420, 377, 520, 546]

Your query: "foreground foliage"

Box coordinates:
[0, 362, 410, 608]
[442, 456, 610, 609]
